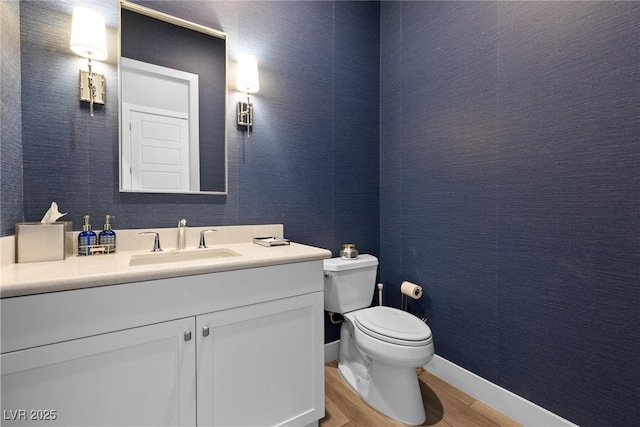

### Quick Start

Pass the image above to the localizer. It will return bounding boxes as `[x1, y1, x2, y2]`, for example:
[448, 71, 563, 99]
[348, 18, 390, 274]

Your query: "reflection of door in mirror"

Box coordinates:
[130, 110, 189, 191]
[121, 58, 200, 192]
[119, 1, 227, 194]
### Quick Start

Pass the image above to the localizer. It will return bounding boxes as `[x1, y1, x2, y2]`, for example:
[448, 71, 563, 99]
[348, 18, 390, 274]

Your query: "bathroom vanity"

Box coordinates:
[0, 225, 331, 426]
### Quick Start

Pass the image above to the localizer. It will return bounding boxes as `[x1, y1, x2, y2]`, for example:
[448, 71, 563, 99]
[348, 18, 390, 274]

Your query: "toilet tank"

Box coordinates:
[323, 254, 379, 314]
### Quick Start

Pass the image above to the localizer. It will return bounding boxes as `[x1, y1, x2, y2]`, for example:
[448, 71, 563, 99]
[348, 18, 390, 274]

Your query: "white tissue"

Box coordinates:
[40, 202, 67, 223]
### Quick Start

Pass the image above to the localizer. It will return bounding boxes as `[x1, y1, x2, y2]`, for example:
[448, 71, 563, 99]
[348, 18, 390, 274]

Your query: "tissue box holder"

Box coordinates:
[16, 222, 73, 263]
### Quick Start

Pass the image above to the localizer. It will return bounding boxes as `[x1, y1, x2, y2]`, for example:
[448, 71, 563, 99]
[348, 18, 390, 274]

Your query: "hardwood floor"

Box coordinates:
[320, 362, 522, 427]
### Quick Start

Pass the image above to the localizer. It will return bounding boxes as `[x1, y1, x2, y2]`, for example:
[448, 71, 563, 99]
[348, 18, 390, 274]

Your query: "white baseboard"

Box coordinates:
[426, 355, 578, 427]
[323, 341, 576, 427]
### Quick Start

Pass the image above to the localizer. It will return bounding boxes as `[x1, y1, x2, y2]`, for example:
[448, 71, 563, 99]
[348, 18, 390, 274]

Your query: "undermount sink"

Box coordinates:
[129, 248, 241, 266]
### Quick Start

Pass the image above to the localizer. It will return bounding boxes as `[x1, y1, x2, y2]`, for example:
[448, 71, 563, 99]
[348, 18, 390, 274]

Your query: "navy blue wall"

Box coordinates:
[6, 0, 380, 261]
[380, 2, 639, 426]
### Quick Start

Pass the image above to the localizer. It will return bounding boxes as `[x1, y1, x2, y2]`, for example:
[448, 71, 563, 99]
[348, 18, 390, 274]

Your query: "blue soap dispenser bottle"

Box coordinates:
[99, 215, 116, 254]
[78, 214, 97, 256]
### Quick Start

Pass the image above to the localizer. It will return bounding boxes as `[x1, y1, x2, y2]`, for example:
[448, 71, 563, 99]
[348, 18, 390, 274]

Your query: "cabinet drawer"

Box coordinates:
[1, 260, 324, 353]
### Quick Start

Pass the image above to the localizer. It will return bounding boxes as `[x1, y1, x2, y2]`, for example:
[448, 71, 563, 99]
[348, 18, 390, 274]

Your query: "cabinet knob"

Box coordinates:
[184, 330, 192, 341]
[202, 326, 210, 337]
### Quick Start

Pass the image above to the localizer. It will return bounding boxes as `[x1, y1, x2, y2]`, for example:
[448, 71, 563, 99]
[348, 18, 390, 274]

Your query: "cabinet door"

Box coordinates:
[1, 318, 196, 426]
[197, 292, 324, 426]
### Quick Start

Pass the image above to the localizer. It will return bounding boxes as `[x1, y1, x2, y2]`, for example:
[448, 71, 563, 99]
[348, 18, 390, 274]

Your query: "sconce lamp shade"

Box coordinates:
[70, 7, 108, 61]
[236, 55, 259, 94]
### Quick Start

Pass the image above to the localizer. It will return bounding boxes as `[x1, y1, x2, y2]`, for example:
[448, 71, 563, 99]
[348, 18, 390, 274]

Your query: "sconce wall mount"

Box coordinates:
[79, 66, 106, 107]
[237, 96, 253, 128]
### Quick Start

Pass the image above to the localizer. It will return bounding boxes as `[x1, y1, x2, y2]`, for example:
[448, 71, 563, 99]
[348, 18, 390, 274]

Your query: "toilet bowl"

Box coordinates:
[339, 306, 434, 425]
[323, 256, 435, 425]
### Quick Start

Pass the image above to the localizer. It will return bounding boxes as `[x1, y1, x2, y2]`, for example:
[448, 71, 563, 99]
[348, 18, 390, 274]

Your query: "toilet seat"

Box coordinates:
[354, 306, 432, 347]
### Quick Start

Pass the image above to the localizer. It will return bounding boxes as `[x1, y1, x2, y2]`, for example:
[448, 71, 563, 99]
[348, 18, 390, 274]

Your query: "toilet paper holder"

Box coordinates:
[400, 281, 423, 313]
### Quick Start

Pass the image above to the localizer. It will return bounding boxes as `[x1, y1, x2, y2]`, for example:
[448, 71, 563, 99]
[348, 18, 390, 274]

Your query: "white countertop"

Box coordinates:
[0, 225, 332, 298]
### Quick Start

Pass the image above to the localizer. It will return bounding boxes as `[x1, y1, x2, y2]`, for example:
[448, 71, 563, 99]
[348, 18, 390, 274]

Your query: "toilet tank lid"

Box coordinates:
[323, 254, 378, 271]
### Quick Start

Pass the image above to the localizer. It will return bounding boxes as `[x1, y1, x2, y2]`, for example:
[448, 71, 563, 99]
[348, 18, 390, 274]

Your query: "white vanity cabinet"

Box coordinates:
[1, 260, 325, 427]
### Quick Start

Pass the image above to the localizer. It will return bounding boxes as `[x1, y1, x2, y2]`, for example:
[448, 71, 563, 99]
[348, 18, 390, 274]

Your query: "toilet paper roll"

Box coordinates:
[401, 281, 423, 299]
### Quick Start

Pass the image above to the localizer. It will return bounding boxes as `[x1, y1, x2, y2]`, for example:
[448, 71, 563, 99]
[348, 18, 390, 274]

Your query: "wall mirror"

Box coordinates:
[119, 0, 227, 194]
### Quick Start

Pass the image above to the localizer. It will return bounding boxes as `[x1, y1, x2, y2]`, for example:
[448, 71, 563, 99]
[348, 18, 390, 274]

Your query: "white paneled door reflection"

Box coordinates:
[130, 110, 190, 192]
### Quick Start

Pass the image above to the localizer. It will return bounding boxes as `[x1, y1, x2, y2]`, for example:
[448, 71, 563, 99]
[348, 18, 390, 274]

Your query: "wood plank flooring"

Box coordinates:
[320, 362, 522, 427]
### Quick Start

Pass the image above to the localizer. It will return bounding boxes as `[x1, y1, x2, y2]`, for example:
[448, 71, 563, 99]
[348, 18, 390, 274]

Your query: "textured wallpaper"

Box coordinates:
[380, 2, 639, 426]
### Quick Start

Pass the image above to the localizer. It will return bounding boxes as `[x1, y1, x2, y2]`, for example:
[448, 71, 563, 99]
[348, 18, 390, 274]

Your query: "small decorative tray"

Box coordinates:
[253, 237, 291, 247]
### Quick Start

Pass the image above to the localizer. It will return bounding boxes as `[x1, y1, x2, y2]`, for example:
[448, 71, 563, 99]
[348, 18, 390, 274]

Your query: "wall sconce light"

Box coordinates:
[70, 6, 108, 116]
[236, 55, 259, 136]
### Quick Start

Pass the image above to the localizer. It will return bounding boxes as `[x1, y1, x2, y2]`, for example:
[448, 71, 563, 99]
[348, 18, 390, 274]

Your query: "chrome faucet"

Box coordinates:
[139, 232, 162, 252]
[198, 229, 217, 249]
[177, 219, 187, 250]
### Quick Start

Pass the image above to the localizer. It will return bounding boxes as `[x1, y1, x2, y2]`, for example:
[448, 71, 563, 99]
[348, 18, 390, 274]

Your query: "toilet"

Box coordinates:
[323, 255, 434, 425]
